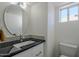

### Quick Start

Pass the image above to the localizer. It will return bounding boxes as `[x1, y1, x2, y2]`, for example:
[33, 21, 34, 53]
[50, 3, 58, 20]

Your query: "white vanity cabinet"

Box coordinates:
[13, 43, 44, 57]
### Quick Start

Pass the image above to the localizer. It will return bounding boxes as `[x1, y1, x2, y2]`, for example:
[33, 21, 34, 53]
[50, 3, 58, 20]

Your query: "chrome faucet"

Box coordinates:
[19, 34, 23, 42]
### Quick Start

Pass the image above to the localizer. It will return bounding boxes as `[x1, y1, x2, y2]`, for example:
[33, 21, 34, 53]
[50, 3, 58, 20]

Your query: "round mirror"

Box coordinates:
[3, 4, 22, 36]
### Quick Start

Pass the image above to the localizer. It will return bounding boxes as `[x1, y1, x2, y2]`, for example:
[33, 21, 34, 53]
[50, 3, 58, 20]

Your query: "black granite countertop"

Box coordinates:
[0, 38, 45, 57]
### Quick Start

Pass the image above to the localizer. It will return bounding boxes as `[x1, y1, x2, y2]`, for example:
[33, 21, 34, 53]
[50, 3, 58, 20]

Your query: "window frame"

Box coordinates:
[59, 8, 68, 23]
[59, 3, 79, 23]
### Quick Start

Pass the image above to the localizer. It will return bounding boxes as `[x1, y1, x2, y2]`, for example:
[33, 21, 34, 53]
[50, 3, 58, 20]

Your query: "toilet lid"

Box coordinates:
[60, 55, 68, 57]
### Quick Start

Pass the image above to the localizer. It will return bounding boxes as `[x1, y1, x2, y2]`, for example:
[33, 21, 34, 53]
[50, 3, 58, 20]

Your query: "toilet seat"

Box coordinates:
[60, 55, 68, 57]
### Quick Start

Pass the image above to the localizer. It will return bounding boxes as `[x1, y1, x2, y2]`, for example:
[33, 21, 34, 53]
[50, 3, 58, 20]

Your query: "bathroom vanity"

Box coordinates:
[0, 36, 45, 57]
[0, 3, 45, 57]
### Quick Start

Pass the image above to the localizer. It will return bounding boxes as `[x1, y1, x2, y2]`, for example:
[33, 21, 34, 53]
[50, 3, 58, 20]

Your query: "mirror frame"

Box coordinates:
[3, 4, 23, 36]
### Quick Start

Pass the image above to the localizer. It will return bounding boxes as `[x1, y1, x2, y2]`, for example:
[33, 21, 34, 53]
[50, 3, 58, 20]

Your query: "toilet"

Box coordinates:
[59, 42, 78, 57]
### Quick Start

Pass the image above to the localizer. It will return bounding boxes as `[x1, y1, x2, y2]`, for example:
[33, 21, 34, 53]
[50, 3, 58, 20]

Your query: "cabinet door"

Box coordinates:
[32, 43, 44, 57]
[13, 43, 44, 57]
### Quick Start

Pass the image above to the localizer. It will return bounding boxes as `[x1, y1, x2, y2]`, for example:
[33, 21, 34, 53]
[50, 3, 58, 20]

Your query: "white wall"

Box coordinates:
[47, 2, 56, 57]
[22, 5, 31, 36]
[55, 3, 79, 56]
[29, 2, 48, 37]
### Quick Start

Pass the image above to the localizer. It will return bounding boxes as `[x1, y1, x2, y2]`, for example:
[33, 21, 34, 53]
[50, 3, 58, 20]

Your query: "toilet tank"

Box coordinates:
[59, 43, 78, 57]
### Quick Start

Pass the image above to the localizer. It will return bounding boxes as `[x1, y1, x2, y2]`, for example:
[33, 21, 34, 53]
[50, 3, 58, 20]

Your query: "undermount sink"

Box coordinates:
[0, 45, 21, 56]
[13, 41, 35, 48]
[0, 41, 35, 56]
[0, 46, 13, 54]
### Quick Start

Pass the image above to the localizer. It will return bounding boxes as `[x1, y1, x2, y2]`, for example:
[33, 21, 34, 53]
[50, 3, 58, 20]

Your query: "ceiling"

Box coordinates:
[52, 2, 68, 6]
[29, 2, 70, 7]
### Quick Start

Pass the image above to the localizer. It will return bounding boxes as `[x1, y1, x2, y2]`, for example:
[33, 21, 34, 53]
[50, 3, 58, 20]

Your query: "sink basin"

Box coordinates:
[0, 45, 21, 56]
[0, 41, 35, 56]
[13, 41, 35, 48]
[0, 46, 13, 54]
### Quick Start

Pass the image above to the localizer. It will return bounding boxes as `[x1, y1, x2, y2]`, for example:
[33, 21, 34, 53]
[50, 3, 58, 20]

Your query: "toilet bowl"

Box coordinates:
[59, 42, 78, 57]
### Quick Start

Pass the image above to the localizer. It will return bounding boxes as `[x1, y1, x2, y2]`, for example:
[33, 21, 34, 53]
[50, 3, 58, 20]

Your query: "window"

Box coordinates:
[59, 3, 79, 23]
[69, 6, 78, 21]
[59, 8, 68, 22]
